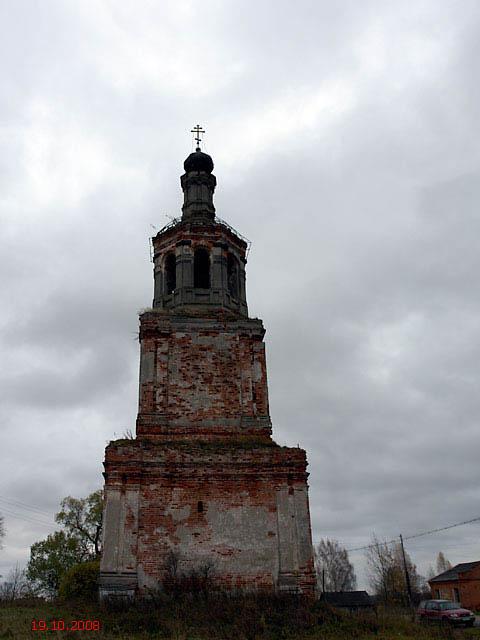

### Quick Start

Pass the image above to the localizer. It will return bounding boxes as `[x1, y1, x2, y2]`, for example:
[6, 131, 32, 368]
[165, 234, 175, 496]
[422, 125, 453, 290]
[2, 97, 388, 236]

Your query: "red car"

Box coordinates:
[418, 599, 475, 627]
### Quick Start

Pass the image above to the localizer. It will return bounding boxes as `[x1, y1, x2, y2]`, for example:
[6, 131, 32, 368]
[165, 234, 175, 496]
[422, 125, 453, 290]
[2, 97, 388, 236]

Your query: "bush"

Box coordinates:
[58, 560, 100, 601]
[160, 551, 216, 598]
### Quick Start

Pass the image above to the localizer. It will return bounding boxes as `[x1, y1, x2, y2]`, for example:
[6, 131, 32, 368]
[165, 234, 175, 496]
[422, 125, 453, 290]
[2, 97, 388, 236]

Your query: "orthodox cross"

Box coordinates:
[191, 124, 205, 149]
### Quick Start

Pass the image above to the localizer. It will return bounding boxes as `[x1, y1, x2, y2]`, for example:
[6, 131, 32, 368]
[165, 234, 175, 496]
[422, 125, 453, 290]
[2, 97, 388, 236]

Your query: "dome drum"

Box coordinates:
[152, 223, 248, 316]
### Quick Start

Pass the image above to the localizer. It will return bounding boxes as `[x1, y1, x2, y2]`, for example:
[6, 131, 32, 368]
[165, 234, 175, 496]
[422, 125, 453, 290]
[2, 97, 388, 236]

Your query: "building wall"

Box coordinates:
[136, 312, 271, 441]
[430, 565, 480, 610]
[152, 221, 248, 316]
[101, 226, 316, 596]
[100, 441, 316, 596]
[100, 160, 316, 598]
[100, 311, 317, 597]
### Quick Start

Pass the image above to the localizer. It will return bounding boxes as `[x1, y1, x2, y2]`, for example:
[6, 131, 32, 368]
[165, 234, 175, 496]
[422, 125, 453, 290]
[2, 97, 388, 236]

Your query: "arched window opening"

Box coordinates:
[164, 253, 176, 294]
[227, 253, 239, 298]
[194, 248, 210, 288]
[197, 501, 203, 513]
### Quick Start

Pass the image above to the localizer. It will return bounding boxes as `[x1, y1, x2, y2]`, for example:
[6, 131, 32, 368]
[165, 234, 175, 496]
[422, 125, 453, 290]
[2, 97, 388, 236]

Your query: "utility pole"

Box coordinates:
[400, 534, 412, 607]
[322, 569, 325, 593]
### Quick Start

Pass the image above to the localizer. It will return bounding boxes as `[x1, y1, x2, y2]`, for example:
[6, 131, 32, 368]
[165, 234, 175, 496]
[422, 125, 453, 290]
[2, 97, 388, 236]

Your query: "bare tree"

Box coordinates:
[365, 534, 421, 606]
[162, 550, 181, 590]
[426, 564, 436, 581]
[436, 552, 452, 575]
[366, 535, 399, 605]
[315, 538, 356, 592]
[0, 513, 5, 551]
[161, 551, 216, 597]
[0, 566, 32, 603]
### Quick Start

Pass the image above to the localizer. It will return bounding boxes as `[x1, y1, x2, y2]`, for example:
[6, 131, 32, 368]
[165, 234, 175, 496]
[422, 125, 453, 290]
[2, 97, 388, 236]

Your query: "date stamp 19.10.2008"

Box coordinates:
[32, 620, 99, 631]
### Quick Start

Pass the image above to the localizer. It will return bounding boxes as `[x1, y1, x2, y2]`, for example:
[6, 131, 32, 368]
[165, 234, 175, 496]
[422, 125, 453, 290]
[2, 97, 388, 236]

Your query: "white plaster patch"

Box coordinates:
[170, 504, 191, 521]
[252, 361, 262, 381]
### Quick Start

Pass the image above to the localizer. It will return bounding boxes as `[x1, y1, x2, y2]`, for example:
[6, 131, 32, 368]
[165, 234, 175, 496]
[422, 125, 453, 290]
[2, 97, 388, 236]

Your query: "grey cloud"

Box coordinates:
[2, 0, 480, 588]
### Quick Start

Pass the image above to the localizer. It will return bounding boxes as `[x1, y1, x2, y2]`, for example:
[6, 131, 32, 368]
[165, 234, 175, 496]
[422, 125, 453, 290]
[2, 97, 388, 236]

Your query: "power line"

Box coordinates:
[346, 537, 400, 553]
[0, 495, 55, 518]
[343, 515, 480, 553]
[0, 506, 53, 528]
[408, 540, 480, 552]
[405, 516, 480, 542]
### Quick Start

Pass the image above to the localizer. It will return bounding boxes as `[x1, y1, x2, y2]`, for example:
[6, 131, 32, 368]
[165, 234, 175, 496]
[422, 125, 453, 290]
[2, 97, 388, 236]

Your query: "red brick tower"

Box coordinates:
[99, 135, 316, 597]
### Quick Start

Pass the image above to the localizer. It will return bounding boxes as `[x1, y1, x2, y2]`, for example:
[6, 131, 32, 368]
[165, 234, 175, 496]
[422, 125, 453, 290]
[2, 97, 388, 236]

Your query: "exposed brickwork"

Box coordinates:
[136, 311, 271, 441]
[99, 157, 316, 598]
[430, 564, 480, 610]
[103, 439, 316, 596]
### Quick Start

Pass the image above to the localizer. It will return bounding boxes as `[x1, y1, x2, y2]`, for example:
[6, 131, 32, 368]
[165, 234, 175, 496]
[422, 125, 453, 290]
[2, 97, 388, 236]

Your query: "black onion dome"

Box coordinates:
[184, 148, 214, 173]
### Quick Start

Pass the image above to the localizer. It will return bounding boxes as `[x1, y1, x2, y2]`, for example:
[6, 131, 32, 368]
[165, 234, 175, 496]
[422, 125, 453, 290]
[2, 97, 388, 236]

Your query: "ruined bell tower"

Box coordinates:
[99, 129, 316, 597]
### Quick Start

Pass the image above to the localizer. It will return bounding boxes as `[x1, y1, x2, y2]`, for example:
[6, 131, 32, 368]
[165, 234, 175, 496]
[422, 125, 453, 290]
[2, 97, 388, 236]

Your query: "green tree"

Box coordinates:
[26, 490, 103, 596]
[58, 560, 100, 601]
[26, 531, 87, 596]
[55, 490, 103, 556]
[315, 538, 357, 592]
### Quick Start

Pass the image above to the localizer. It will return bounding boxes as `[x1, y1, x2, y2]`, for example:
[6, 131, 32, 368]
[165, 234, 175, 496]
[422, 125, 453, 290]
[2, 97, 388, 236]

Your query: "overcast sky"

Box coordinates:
[1, 0, 480, 589]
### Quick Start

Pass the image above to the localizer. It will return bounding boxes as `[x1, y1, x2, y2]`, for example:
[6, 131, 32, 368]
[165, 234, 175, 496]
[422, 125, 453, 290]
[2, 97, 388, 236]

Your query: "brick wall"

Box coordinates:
[100, 306, 316, 598]
[102, 440, 316, 596]
[430, 565, 480, 609]
[136, 311, 272, 441]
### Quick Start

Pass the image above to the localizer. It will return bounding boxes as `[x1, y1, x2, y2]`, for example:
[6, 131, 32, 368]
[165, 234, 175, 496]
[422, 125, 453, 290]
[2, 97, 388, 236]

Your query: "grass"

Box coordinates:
[1, 595, 479, 640]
